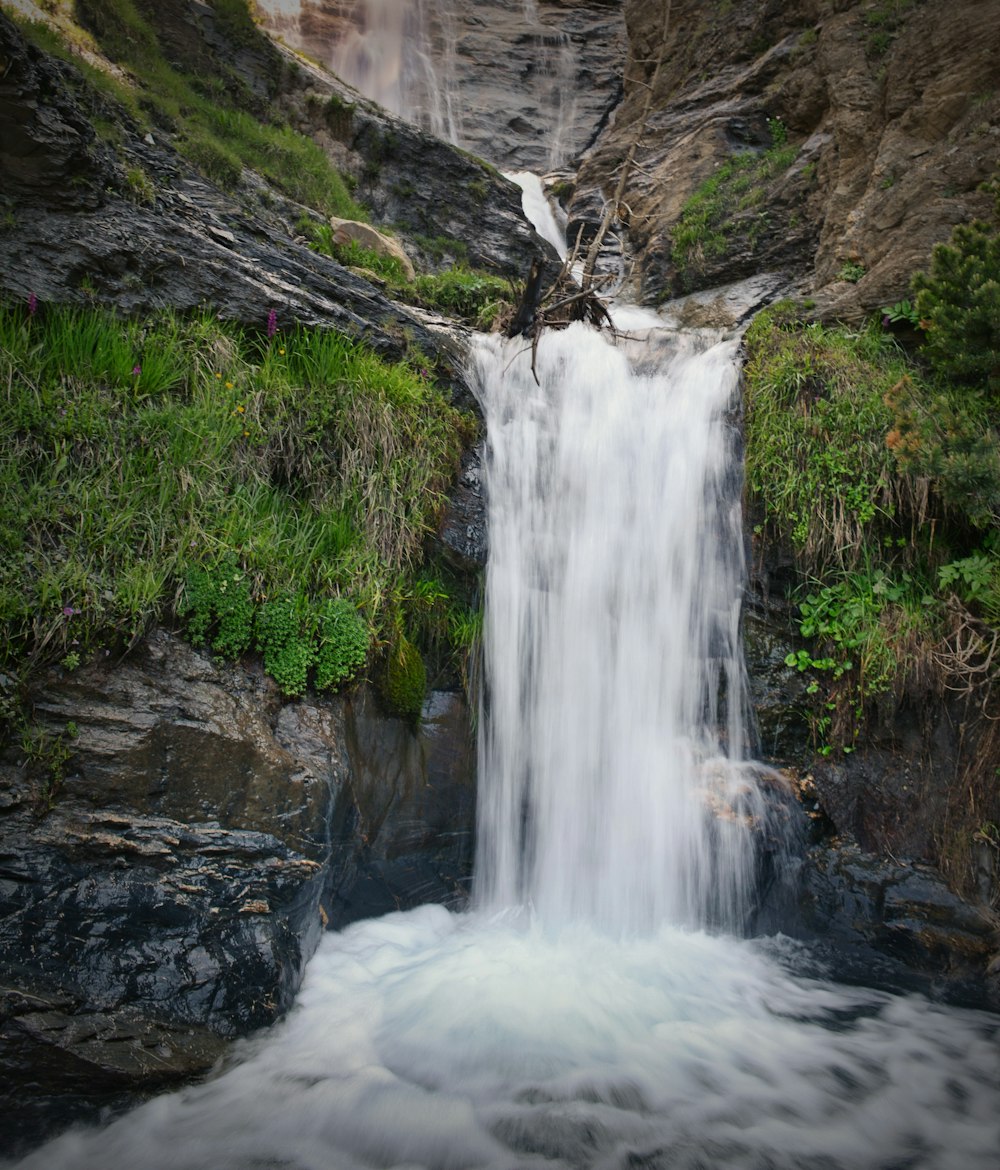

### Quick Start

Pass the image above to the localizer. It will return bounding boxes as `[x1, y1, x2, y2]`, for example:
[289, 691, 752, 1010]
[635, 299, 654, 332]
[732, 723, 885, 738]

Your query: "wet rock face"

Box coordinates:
[265, 0, 627, 171]
[791, 843, 1000, 1010]
[574, 0, 1000, 315]
[0, 631, 475, 1156]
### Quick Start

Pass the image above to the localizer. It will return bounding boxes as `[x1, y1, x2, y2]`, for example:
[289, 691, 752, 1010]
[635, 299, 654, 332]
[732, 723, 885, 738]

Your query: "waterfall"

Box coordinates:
[9, 185, 1000, 1170]
[471, 320, 766, 933]
[316, 0, 460, 142]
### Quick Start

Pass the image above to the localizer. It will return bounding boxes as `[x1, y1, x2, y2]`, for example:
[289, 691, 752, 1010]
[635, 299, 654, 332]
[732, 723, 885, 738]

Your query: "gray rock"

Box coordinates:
[270, 0, 627, 172]
[0, 630, 476, 1155]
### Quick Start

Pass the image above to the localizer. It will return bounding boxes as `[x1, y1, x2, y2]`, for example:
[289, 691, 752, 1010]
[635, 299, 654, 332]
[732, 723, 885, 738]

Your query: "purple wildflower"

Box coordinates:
[266, 308, 278, 340]
[62, 605, 79, 617]
[27, 292, 38, 317]
[132, 364, 142, 378]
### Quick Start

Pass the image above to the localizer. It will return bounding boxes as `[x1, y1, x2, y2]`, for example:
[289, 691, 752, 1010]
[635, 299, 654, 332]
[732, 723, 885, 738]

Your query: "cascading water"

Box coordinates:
[327, 0, 462, 143]
[8, 186, 1000, 1170]
[472, 313, 765, 935]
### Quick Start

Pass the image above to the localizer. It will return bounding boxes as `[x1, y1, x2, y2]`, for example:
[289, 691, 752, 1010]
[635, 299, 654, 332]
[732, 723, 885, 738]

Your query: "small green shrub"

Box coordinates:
[883, 375, 1000, 527]
[837, 260, 866, 283]
[256, 593, 313, 697]
[181, 559, 254, 659]
[911, 200, 1000, 394]
[315, 598, 369, 691]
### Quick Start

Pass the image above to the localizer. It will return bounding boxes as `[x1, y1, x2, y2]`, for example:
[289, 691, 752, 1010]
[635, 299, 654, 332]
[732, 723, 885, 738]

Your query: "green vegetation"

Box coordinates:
[409, 268, 511, 330]
[670, 119, 797, 288]
[837, 260, 866, 283]
[12, 0, 364, 221]
[744, 300, 999, 756]
[382, 631, 427, 722]
[744, 308, 913, 572]
[297, 220, 512, 330]
[912, 209, 1000, 394]
[0, 299, 475, 709]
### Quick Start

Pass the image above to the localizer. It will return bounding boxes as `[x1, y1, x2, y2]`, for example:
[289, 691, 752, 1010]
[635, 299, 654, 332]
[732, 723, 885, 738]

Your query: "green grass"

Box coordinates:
[670, 124, 798, 287]
[13, 0, 365, 221]
[0, 299, 473, 696]
[743, 305, 917, 573]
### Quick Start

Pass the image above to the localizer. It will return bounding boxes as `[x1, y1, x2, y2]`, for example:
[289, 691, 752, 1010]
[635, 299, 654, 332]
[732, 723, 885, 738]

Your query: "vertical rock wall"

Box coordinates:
[261, 0, 627, 170]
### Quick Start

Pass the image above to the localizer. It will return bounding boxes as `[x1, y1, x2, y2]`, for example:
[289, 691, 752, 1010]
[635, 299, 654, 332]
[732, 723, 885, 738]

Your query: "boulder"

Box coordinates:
[329, 216, 417, 280]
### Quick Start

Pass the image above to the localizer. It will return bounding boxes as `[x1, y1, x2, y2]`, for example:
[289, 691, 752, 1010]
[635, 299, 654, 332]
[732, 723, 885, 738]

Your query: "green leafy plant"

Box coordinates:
[180, 559, 254, 660]
[255, 593, 313, 697]
[838, 260, 866, 283]
[315, 598, 369, 691]
[881, 299, 920, 327]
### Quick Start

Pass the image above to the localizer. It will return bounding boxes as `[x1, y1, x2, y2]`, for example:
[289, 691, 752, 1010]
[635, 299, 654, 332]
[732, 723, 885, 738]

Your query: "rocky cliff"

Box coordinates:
[260, 0, 627, 171]
[572, 0, 1000, 317]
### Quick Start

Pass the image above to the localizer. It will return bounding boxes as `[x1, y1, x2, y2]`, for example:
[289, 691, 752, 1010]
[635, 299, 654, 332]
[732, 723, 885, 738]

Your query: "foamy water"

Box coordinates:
[11, 907, 998, 1170]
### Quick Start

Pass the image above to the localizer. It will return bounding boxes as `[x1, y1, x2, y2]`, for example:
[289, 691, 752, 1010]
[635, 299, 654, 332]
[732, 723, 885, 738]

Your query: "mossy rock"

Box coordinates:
[382, 634, 426, 721]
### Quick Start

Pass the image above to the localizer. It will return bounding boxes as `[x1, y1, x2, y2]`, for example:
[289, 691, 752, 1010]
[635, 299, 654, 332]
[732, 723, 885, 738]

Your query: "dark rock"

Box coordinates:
[270, 45, 559, 278]
[328, 688, 476, 926]
[0, 630, 476, 1156]
[437, 443, 488, 570]
[0, 16, 117, 209]
[787, 841, 1000, 1009]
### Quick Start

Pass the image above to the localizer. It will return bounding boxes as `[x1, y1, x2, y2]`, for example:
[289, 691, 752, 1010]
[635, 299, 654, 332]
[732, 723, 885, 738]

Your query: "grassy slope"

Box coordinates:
[0, 0, 495, 725]
[0, 304, 475, 699]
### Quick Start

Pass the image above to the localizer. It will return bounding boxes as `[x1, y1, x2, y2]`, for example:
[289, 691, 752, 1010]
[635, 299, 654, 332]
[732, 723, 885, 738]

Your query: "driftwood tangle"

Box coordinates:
[504, 1, 673, 384]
